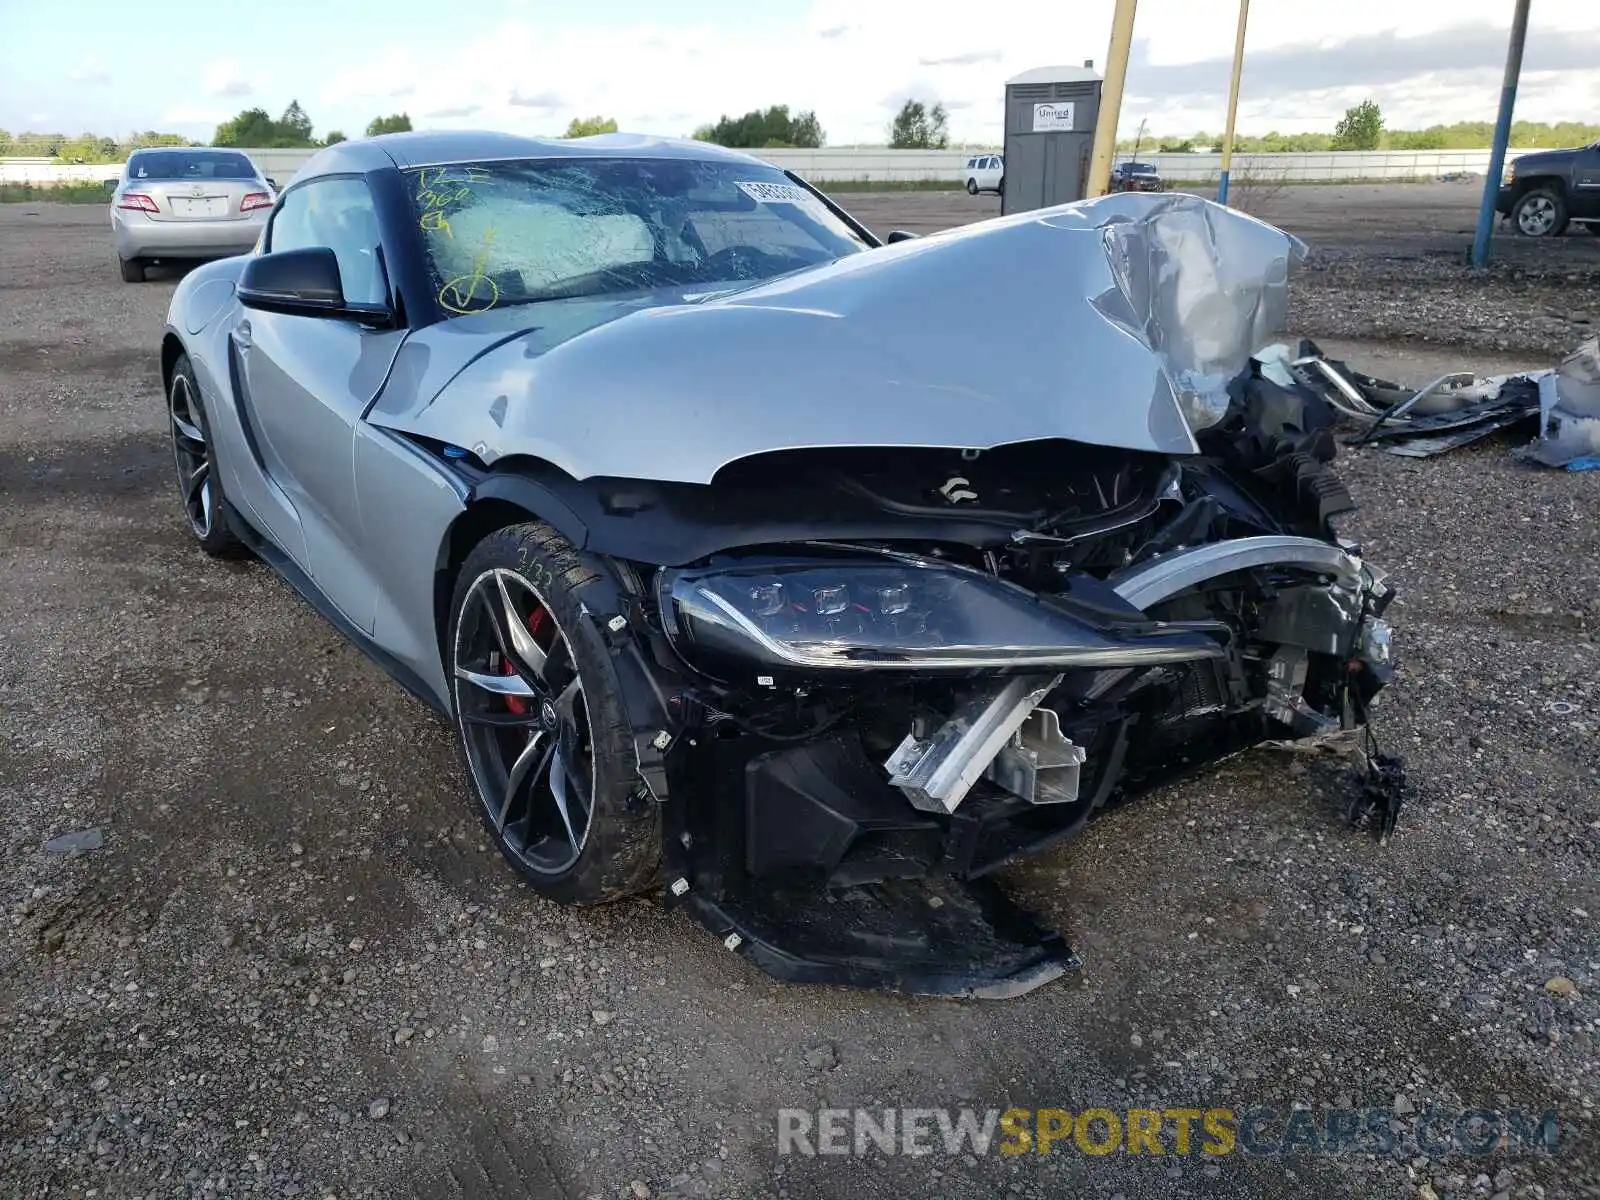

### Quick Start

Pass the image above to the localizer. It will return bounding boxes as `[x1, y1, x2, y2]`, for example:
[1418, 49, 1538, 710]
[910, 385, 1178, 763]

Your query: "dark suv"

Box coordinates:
[1496, 141, 1600, 237]
[1111, 160, 1164, 192]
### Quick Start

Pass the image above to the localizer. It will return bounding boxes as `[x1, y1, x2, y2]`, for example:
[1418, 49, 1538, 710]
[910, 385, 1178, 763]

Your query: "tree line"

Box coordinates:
[686, 100, 950, 148]
[10, 95, 1597, 165]
[0, 103, 423, 163]
[1120, 101, 1600, 155]
[4, 98, 955, 163]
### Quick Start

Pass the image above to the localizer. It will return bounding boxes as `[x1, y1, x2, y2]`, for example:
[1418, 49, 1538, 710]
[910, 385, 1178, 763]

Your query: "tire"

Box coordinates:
[1511, 188, 1568, 238]
[966, 178, 978, 195]
[997, 176, 1004, 197]
[447, 522, 661, 906]
[167, 354, 248, 558]
[120, 256, 145, 283]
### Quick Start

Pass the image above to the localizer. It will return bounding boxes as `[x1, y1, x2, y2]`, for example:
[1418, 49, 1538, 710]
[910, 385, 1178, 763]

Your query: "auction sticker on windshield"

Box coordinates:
[734, 180, 834, 220]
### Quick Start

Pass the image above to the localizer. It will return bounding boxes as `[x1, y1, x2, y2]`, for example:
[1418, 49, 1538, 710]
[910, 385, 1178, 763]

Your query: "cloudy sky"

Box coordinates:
[4, 0, 1598, 145]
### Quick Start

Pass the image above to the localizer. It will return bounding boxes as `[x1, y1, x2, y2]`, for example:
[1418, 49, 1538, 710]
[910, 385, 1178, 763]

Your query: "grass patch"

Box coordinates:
[0, 181, 113, 204]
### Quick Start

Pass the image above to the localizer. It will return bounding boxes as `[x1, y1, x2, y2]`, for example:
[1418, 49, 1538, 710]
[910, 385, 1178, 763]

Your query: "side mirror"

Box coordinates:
[885, 229, 919, 244]
[104, 178, 118, 193]
[238, 247, 392, 327]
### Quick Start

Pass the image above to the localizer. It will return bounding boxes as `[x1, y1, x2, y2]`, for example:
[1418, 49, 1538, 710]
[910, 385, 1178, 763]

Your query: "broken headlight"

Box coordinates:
[657, 552, 1212, 676]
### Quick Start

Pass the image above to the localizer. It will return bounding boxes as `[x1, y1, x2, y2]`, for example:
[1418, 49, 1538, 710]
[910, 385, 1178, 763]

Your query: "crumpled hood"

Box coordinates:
[370, 192, 1307, 484]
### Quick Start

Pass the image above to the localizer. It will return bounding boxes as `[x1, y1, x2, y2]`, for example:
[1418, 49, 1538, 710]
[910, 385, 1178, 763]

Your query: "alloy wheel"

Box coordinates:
[452, 568, 596, 875]
[168, 373, 215, 539]
[1517, 195, 1557, 236]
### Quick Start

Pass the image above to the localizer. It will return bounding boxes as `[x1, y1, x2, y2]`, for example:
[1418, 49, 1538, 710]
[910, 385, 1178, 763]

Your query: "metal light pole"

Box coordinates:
[1087, 0, 1139, 197]
[1216, 0, 1251, 206]
[1471, 0, 1533, 267]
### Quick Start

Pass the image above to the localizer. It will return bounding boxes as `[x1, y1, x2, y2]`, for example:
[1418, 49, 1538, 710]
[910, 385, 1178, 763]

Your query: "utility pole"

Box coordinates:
[1086, 0, 1138, 197]
[1471, 0, 1533, 267]
[1216, 0, 1251, 206]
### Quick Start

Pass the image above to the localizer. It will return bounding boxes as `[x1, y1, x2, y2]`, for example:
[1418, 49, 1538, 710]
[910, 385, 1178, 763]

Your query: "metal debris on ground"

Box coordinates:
[43, 828, 104, 854]
[1261, 335, 1600, 465]
[1251, 339, 1544, 458]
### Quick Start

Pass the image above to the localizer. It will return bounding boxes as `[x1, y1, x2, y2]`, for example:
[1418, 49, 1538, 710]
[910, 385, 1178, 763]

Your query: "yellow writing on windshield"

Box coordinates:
[419, 208, 453, 239]
[438, 225, 499, 315]
[415, 166, 491, 239]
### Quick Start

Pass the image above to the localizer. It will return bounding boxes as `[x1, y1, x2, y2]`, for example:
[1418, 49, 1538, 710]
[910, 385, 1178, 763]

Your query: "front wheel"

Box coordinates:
[447, 522, 661, 906]
[168, 354, 247, 557]
[1512, 188, 1567, 237]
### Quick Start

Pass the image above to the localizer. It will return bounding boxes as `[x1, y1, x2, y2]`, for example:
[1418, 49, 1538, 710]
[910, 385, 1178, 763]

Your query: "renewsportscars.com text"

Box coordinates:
[776, 1106, 1567, 1159]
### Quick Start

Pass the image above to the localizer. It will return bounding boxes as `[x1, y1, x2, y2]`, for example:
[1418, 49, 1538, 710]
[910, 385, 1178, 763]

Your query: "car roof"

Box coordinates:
[290, 129, 771, 182]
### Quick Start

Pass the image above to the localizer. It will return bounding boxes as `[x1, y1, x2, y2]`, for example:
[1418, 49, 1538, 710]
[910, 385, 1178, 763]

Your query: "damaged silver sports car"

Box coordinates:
[159, 131, 1402, 998]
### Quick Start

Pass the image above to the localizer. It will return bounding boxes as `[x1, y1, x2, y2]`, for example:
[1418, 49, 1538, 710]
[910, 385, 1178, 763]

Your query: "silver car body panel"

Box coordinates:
[113, 211, 267, 260]
[368, 190, 1307, 483]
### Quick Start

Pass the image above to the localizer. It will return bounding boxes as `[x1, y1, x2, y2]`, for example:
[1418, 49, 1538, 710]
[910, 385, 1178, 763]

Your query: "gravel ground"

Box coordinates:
[1, 194, 1597, 1200]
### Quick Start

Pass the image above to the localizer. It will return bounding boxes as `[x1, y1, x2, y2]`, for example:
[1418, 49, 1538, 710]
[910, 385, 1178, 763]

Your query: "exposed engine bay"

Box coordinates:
[482, 350, 1405, 999]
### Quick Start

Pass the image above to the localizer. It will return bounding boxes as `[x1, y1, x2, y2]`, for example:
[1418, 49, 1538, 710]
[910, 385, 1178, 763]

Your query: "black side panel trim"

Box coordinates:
[226, 335, 274, 477]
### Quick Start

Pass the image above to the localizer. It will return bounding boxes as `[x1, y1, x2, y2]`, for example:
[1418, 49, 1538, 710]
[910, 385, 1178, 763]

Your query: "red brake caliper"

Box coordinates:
[501, 607, 549, 716]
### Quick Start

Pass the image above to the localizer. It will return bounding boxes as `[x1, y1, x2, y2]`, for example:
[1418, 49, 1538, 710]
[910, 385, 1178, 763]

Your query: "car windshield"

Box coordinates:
[404, 156, 873, 316]
[129, 150, 257, 181]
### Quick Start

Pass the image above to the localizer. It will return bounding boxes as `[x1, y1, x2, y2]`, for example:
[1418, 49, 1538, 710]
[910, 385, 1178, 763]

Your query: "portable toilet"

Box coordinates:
[1001, 64, 1104, 215]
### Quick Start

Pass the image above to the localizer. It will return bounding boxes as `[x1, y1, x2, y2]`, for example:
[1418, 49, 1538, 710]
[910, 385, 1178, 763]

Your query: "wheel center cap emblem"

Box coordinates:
[540, 700, 559, 730]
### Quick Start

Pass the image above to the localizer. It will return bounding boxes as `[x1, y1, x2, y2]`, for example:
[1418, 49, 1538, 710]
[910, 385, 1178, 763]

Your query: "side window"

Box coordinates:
[266, 177, 387, 307]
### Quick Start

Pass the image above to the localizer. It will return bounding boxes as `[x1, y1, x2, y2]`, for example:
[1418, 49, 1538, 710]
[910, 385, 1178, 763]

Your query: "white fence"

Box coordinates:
[3, 146, 1527, 188]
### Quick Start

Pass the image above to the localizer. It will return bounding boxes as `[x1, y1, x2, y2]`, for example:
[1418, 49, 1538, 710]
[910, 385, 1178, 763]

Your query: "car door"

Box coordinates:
[234, 175, 408, 633]
[1575, 143, 1600, 218]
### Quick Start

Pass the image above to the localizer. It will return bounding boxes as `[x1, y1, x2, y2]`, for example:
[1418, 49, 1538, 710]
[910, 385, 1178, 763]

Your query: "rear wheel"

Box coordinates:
[168, 354, 247, 558]
[1512, 188, 1568, 237]
[119, 256, 145, 283]
[966, 178, 978, 195]
[447, 522, 661, 906]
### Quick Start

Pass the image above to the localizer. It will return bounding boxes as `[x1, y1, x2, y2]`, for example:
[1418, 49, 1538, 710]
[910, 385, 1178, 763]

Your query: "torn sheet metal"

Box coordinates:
[1356, 376, 1542, 455]
[1380, 411, 1540, 458]
[1283, 339, 1547, 459]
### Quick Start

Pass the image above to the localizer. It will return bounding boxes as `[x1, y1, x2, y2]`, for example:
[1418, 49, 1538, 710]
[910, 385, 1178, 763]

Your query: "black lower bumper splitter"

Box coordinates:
[678, 875, 1081, 1000]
